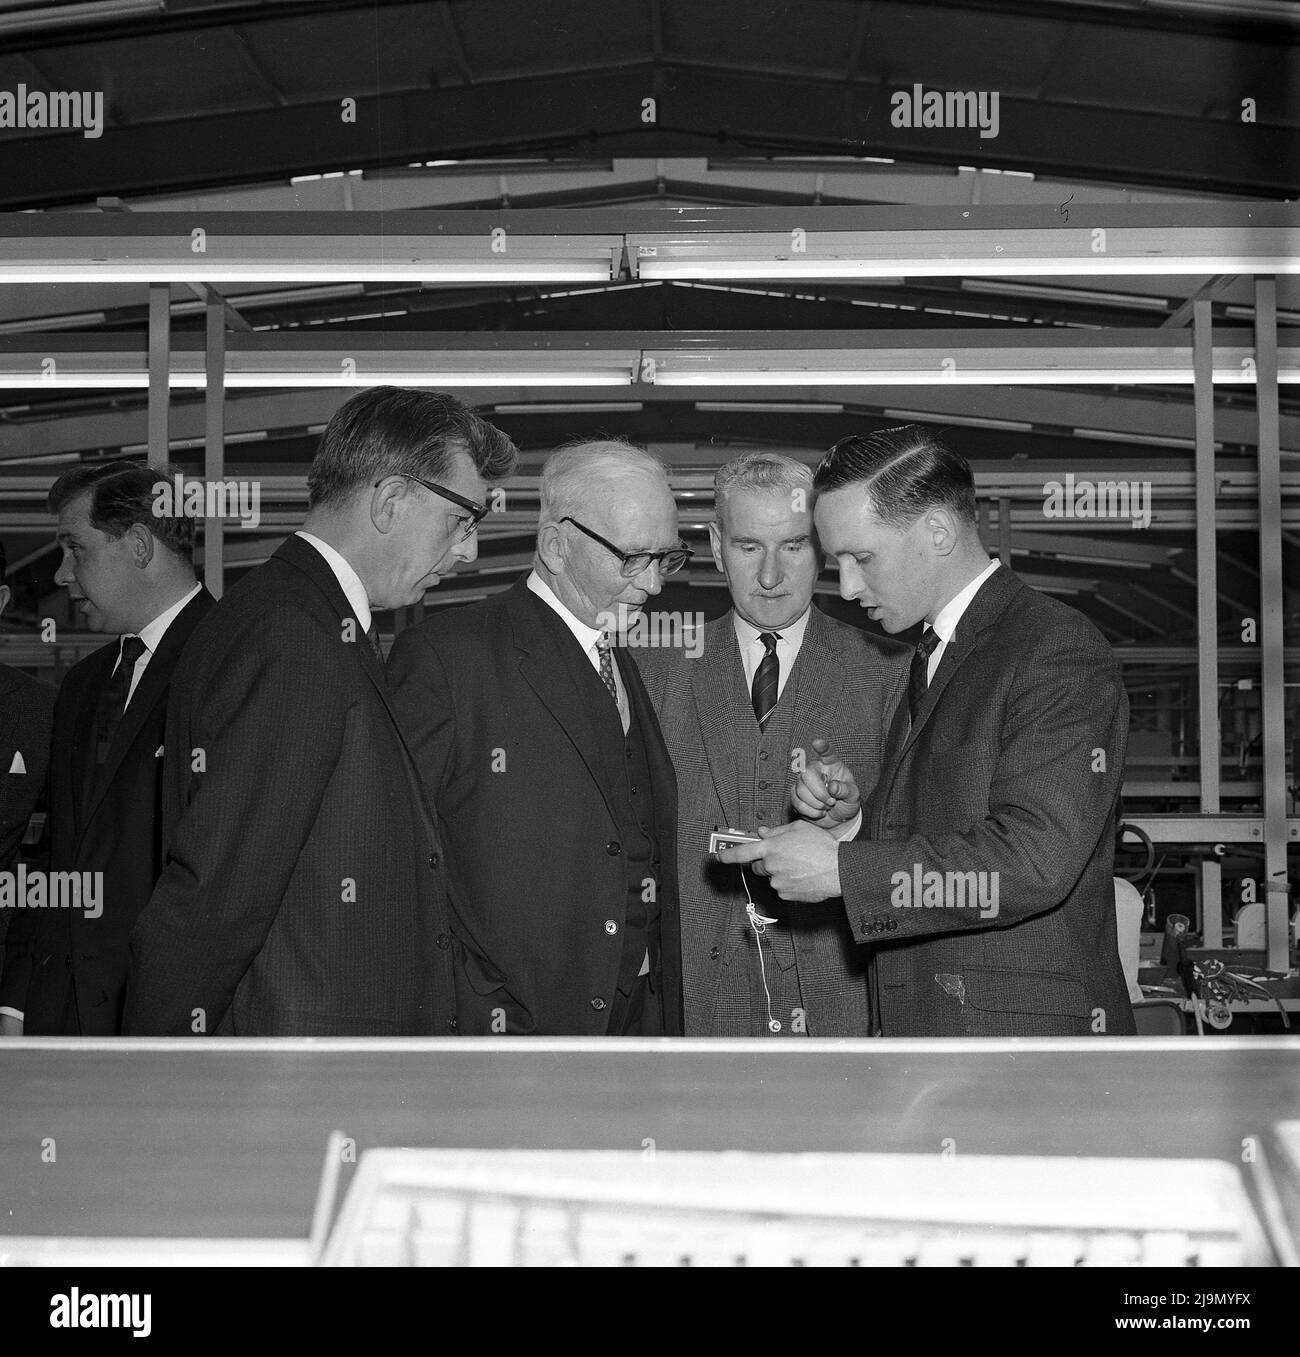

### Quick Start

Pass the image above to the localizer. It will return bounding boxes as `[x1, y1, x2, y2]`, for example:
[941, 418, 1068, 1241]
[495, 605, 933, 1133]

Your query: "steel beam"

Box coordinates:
[1254, 278, 1292, 974]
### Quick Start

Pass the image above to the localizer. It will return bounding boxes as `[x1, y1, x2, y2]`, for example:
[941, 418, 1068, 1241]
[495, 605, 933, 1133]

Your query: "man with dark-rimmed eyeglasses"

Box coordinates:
[124, 387, 518, 1037]
[389, 438, 689, 1037]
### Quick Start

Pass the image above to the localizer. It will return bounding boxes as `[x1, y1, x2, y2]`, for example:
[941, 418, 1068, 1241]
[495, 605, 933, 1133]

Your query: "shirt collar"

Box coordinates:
[732, 604, 812, 653]
[931, 558, 999, 645]
[135, 582, 202, 656]
[296, 531, 372, 632]
[526, 569, 607, 653]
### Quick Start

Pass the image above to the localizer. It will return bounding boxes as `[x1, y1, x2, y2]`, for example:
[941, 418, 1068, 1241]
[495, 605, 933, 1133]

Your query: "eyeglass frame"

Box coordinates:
[375, 473, 489, 542]
[560, 516, 693, 578]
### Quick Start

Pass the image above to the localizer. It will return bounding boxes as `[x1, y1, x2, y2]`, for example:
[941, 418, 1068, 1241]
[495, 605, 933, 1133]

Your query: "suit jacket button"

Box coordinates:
[604, 920, 618, 934]
[709, 946, 719, 961]
[447, 1017, 458, 1032]
[605, 841, 621, 856]
[591, 996, 607, 1011]
[886, 919, 898, 931]
[428, 852, 440, 869]
[436, 933, 451, 950]
[758, 751, 768, 761]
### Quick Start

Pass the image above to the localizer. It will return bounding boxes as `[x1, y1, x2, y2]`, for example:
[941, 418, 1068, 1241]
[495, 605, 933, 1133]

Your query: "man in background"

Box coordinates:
[0, 465, 212, 1035]
[723, 426, 1134, 1037]
[639, 454, 907, 1037]
[388, 440, 686, 1036]
[0, 537, 55, 999]
[124, 387, 517, 1036]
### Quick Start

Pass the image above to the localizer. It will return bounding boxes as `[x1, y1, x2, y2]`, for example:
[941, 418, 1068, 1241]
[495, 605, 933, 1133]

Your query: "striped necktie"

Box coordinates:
[595, 638, 619, 706]
[751, 631, 780, 731]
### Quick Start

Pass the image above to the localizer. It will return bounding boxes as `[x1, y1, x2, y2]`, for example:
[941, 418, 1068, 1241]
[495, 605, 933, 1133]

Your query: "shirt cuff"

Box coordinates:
[0, 1006, 25, 1022]
[830, 810, 863, 841]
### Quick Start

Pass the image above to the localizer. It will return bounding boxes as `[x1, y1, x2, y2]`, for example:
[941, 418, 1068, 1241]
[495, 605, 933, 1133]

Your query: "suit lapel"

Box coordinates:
[274, 534, 437, 834]
[70, 642, 118, 837]
[875, 564, 1022, 812]
[787, 607, 846, 764]
[688, 616, 751, 832]
[83, 589, 215, 828]
[511, 583, 625, 827]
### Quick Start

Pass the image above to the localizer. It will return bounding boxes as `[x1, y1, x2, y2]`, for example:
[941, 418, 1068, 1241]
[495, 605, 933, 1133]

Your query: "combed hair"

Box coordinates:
[307, 386, 518, 510]
[714, 453, 813, 524]
[47, 460, 195, 562]
[538, 439, 668, 524]
[813, 424, 977, 527]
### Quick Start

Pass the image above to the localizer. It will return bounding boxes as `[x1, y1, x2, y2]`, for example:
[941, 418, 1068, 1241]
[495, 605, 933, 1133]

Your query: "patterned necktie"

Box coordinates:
[94, 634, 147, 764]
[595, 638, 619, 706]
[908, 626, 940, 725]
[751, 631, 780, 731]
[365, 622, 384, 664]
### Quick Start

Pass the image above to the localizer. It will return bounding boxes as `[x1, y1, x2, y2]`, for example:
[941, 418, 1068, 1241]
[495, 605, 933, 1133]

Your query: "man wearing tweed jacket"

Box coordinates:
[639, 454, 907, 1037]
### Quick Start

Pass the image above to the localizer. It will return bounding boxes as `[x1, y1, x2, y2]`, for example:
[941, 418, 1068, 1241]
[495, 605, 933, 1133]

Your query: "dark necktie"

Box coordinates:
[94, 634, 147, 764]
[751, 631, 780, 731]
[908, 626, 940, 725]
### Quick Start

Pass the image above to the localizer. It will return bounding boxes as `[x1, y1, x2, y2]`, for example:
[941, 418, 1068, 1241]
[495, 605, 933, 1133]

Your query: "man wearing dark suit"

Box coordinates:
[0, 466, 212, 1035]
[723, 425, 1135, 1037]
[0, 538, 56, 993]
[388, 440, 687, 1036]
[638, 455, 907, 1037]
[123, 387, 517, 1036]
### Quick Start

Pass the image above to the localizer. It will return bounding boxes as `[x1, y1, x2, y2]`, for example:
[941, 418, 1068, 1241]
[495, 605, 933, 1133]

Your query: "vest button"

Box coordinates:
[447, 1017, 458, 1032]
[428, 852, 440, 869]
[590, 996, 607, 1011]
[758, 750, 768, 761]
[709, 946, 719, 961]
[436, 933, 451, 950]
[605, 841, 621, 856]
[630, 783, 638, 794]
[604, 920, 618, 934]
[758, 780, 769, 790]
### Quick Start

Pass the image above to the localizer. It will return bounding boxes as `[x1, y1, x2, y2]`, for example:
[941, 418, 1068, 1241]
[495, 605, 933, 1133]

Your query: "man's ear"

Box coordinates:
[369, 477, 407, 535]
[708, 520, 724, 574]
[536, 520, 565, 574]
[126, 522, 156, 569]
[926, 508, 960, 558]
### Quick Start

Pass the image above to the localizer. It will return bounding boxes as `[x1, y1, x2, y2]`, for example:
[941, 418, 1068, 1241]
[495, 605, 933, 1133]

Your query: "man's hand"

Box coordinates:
[716, 820, 842, 902]
[792, 736, 861, 832]
[0, 1014, 24, 1037]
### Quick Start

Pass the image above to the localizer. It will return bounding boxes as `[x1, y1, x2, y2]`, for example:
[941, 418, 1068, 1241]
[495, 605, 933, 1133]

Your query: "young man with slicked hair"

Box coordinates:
[124, 387, 517, 1036]
[722, 425, 1135, 1038]
[1, 464, 212, 1035]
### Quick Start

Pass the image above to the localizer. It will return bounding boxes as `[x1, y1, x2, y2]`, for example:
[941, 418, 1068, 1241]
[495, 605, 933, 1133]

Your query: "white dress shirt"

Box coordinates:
[926, 558, 1000, 682]
[295, 530, 372, 633]
[732, 604, 813, 706]
[526, 569, 629, 732]
[118, 582, 203, 707]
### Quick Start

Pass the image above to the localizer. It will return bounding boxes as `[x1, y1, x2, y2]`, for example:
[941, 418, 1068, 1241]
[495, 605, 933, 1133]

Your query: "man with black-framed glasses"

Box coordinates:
[389, 438, 687, 1037]
[124, 387, 518, 1037]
